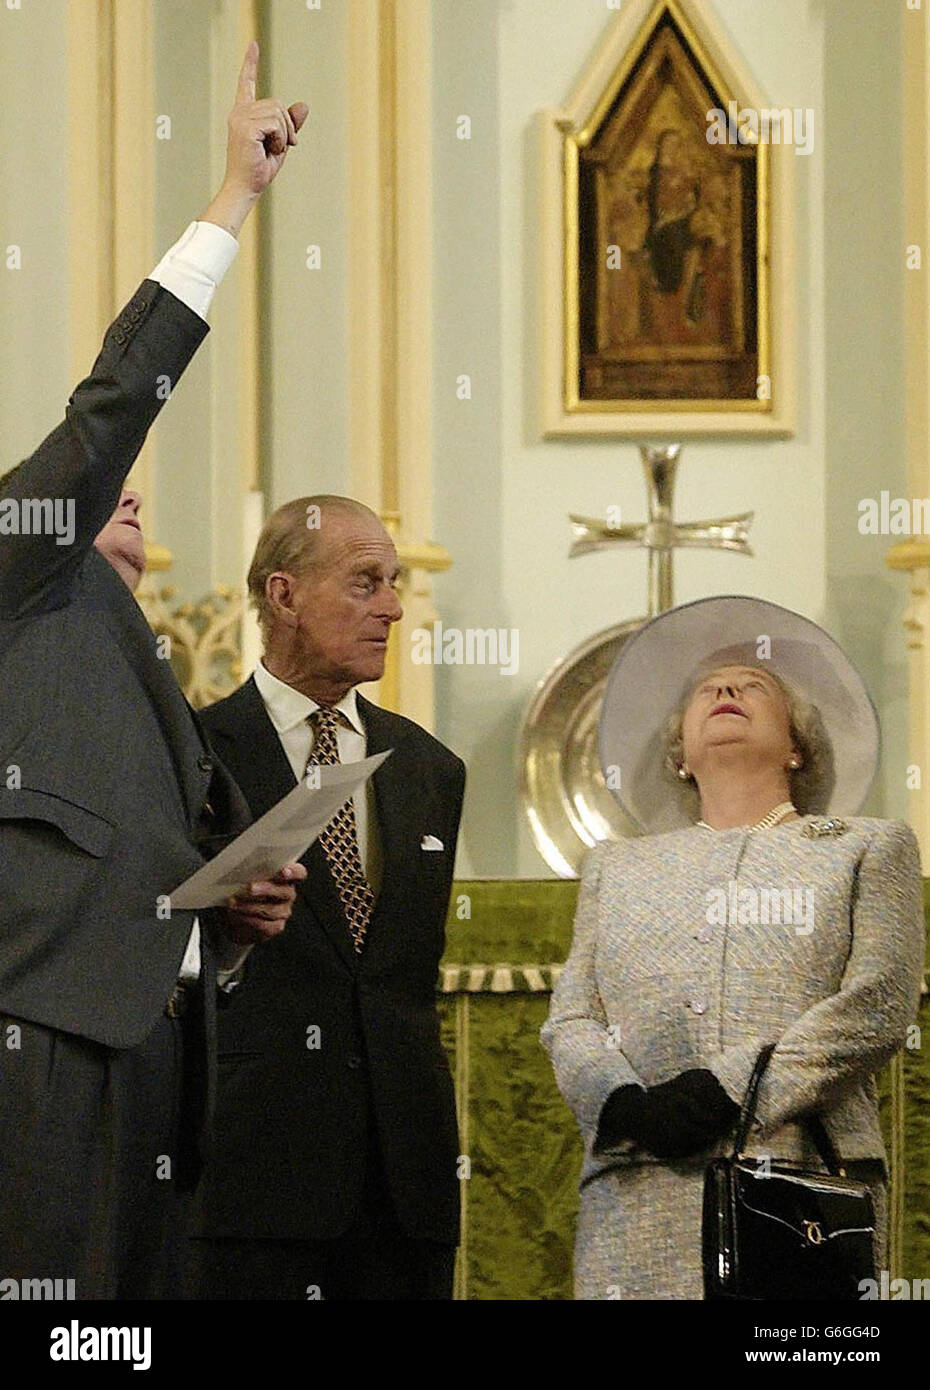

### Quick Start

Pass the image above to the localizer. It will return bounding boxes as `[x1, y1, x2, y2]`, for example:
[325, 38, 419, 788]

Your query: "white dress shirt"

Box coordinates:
[252, 661, 383, 894]
[145, 219, 242, 984]
[149, 220, 239, 319]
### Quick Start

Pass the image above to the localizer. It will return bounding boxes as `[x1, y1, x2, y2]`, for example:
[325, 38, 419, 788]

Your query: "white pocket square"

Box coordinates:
[420, 834, 444, 851]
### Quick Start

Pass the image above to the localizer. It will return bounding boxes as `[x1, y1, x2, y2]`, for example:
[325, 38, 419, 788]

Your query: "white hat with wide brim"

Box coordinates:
[598, 595, 880, 834]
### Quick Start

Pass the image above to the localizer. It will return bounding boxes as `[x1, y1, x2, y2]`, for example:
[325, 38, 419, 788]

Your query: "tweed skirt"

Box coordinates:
[573, 1161, 888, 1300]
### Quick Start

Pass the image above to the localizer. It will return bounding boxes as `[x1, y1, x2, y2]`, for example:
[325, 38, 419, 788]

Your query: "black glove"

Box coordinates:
[629, 1070, 740, 1161]
[593, 1084, 649, 1155]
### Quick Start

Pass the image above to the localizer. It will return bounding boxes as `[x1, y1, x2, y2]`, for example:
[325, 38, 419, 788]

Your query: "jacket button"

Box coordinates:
[347, 1053, 363, 1069]
[197, 754, 213, 773]
[694, 926, 712, 944]
[688, 996, 707, 1015]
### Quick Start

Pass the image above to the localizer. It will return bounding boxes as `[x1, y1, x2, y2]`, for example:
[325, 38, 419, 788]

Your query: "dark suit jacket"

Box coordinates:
[194, 675, 466, 1243]
[0, 280, 249, 1095]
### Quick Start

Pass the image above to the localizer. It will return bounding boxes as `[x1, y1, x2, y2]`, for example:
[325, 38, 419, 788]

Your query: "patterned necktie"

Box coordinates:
[307, 706, 374, 953]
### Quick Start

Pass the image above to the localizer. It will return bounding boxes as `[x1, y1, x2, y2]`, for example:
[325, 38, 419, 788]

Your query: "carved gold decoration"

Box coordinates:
[378, 513, 452, 718]
[143, 541, 173, 573]
[887, 540, 930, 575]
[137, 583, 244, 709]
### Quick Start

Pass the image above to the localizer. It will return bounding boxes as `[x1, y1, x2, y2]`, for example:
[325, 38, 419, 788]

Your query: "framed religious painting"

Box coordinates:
[539, 0, 796, 437]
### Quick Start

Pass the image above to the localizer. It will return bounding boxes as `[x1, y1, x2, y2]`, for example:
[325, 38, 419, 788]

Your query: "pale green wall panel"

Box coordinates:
[261, 0, 349, 509]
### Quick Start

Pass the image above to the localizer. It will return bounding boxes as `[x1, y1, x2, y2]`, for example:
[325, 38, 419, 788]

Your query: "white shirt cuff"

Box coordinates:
[177, 915, 253, 988]
[215, 938, 254, 990]
[149, 220, 239, 321]
[177, 917, 202, 983]
[216, 953, 253, 992]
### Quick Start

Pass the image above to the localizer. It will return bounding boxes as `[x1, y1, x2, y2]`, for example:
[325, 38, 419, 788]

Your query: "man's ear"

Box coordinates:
[266, 572, 300, 630]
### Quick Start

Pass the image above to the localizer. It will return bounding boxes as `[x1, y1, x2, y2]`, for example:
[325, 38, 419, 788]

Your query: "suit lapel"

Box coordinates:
[211, 677, 359, 977]
[208, 678, 295, 816]
[93, 556, 211, 829]
[188, 704, 252, 846]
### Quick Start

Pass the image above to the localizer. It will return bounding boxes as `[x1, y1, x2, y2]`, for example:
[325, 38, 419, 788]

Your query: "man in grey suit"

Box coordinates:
[0, 45, 308, 1298]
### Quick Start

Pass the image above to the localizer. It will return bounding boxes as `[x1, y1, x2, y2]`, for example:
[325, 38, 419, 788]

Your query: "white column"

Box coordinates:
[887, 3, 930, 863]
[346, 0, 451, 725]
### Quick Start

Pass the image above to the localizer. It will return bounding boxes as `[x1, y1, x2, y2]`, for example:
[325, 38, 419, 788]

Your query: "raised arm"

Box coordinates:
[0, 42, 308, 620]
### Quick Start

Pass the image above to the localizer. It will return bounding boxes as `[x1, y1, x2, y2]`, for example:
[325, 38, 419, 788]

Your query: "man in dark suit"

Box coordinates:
[0, 45, 308, 1298]
[195, 495, 466, 1300]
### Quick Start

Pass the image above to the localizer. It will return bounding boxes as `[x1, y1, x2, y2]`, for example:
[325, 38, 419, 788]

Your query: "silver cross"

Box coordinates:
[569, 445, 753, 615]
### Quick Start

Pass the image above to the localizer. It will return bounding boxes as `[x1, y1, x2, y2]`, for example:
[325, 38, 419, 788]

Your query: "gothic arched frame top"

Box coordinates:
[538, 0, 797, 438]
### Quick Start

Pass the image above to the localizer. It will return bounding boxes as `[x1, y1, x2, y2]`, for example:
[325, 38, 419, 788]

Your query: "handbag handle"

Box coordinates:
[732, 1043, 847, 1176]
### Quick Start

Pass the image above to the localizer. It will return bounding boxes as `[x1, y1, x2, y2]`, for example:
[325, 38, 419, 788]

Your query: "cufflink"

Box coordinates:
[420, 834, 444, 851]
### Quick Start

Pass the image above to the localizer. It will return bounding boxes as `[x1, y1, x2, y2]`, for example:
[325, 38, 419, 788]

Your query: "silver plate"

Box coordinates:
[518, 618, 647, 877]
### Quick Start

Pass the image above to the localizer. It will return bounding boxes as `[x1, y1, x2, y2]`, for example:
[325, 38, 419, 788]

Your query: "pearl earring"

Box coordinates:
[788, 757, 801, 770]
[677, 765, 690, 781]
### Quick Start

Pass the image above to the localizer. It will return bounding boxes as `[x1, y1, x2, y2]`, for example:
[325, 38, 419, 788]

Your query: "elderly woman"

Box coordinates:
[541, 596, 925, 1300]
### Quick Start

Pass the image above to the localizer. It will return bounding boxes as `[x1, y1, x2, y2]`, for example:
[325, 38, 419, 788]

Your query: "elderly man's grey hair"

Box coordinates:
[661, 666, 834, 817]
[246, 494, 384, 642]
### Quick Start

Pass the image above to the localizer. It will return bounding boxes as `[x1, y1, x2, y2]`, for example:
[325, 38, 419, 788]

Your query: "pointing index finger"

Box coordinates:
[236, 40, 259, 104]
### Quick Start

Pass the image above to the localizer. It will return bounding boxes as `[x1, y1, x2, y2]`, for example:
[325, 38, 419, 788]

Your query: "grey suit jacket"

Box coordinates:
[542, 816, 925, 1183]
[0, 279, 248, 1050]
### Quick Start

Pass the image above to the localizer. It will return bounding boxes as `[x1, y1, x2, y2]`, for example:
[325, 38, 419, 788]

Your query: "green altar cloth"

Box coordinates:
[438, 879, 930, 1301]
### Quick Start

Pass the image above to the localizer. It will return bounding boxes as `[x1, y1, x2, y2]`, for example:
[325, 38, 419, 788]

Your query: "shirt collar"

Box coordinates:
[253, 661, 364, 736]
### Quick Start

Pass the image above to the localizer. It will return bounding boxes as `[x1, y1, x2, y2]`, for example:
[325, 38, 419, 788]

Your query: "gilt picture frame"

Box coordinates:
[539, 0, 796, 438]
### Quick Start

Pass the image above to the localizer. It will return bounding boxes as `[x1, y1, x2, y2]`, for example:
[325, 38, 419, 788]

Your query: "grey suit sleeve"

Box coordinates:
[708, 820, 926, 1134]
[541, 843, 646, 1135]
[0, 280, 209, 619]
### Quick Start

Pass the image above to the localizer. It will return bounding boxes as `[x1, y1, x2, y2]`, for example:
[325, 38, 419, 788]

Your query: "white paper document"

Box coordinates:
[169, 749, 392, 909]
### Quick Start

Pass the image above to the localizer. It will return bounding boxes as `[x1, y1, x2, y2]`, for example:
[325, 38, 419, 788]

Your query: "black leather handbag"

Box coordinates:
[702, 1043, 876, 1300]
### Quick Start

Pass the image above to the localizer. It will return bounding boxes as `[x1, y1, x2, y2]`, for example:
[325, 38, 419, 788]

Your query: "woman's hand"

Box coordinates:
[634, 1070, 740, 1159]
[593, 1084, 648, 1155]
[596, 1070, 739, 1160]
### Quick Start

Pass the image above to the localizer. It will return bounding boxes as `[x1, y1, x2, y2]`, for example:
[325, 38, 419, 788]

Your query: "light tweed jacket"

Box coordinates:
[542, 817, 926, 1183]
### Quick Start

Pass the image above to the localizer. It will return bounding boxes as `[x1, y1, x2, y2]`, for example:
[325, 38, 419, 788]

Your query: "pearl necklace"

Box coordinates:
[696, 800, 797, 833]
